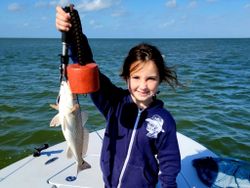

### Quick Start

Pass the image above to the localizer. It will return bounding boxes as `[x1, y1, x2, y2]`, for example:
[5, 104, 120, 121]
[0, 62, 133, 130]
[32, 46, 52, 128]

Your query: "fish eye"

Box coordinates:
[56, 96, 60, 104]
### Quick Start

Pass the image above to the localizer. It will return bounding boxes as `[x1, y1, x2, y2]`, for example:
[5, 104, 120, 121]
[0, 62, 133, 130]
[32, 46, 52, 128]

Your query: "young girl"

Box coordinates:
[56, 6, 181, 188]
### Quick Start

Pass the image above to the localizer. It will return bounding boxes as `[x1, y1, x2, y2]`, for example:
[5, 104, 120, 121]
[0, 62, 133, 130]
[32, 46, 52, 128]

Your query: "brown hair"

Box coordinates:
[120, 43, 179, 89]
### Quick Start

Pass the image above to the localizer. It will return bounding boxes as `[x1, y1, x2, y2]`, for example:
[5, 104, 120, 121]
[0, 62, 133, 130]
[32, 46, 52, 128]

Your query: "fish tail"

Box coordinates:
[77, 160, 91, 174]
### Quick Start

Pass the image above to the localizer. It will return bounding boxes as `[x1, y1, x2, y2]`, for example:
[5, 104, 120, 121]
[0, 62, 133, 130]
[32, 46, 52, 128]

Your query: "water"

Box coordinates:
[0, 38, 249, 169]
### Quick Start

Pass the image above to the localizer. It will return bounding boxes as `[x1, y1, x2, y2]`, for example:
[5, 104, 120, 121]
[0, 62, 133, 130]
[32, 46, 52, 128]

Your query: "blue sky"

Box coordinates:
[1, 0, 250, 38]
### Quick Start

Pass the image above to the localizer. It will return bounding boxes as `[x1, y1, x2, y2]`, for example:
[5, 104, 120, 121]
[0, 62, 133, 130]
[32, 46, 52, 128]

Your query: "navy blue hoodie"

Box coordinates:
[90, 73, 181, 188]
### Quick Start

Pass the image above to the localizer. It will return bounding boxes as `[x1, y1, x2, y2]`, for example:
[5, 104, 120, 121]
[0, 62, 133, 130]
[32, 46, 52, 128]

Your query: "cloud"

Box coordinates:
[76, 0, 114, 12]
[57, 0, 70, 7]
[8, 3, 22, 11]
[111, 9, 126, 17]
[89, 19, 103, 29]
[165, 0, 177, 8]
[206, 0, 217, 3]
[34, 1, 47, 8]
[41, 16, 48, 21]
[159, 19, 176, 28]
[244, 3, 250, 9]
[187, 0, 197, 9]
[35, 1, 59, 8]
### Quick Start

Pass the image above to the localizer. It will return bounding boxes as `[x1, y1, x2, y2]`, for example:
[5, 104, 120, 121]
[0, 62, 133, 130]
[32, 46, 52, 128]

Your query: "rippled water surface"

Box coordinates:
[0, 38, 249, 169]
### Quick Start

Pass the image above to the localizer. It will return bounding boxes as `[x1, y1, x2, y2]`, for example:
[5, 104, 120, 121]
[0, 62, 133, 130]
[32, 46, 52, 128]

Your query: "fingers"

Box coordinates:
[55, 6, 72, 32]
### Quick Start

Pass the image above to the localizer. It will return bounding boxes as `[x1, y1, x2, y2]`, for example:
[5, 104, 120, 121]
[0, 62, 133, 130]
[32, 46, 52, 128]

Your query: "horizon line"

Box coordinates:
[1, 37, 250, 39]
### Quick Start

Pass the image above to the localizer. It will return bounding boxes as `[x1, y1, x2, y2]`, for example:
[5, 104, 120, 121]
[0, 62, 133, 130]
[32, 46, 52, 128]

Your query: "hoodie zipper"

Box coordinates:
[117, 109, 142, 188]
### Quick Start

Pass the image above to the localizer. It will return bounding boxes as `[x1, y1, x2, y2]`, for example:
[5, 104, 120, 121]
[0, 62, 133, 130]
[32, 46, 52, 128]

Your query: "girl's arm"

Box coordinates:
[90, 72, 126, 118]
[157, 115, 181, 187]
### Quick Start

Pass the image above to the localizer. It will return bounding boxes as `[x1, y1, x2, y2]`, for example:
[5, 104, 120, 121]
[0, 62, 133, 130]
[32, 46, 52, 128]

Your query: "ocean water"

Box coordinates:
[0, 38, 249, 169]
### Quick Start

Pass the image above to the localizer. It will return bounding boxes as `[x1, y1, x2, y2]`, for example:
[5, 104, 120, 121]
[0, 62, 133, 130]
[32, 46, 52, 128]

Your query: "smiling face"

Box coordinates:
[127, 60, 160, 109]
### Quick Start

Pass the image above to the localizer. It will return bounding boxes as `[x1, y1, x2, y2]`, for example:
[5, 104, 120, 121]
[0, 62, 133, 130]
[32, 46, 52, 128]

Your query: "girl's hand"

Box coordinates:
[55, 6, 71, 32]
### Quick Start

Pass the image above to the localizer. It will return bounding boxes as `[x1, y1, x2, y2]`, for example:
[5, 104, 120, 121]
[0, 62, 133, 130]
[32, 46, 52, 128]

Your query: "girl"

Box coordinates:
[56, 6, 181, 188]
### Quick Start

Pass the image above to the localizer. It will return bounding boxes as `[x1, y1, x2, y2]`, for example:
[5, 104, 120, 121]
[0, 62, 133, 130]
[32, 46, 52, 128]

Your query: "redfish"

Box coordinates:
[50, 81, 91, 174]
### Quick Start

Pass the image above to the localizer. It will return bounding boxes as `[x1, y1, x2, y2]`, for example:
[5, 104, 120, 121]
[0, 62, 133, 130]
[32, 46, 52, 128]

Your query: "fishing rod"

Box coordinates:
[60, 26, 69, 82]
[59, 5, 72, 82]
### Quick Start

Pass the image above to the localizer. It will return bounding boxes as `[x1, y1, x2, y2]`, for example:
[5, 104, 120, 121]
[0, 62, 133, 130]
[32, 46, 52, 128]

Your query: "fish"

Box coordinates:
[50, 81, 91, 175]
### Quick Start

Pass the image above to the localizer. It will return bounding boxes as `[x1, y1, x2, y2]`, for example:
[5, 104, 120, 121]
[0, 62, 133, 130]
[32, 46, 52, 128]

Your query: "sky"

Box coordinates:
[0, 0, 250, 38]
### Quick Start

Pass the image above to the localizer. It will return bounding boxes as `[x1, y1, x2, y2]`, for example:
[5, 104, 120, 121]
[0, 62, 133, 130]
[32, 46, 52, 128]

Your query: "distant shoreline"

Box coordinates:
[0, 37, 250, 40]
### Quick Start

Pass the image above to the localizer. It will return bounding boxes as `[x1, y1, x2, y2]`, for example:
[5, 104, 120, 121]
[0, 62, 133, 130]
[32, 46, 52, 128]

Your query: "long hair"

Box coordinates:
[120, 43, 180, 89]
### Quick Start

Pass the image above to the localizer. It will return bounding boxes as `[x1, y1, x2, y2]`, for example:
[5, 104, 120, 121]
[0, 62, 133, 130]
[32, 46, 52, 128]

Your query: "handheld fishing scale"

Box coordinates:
[60, 4, 99, 94]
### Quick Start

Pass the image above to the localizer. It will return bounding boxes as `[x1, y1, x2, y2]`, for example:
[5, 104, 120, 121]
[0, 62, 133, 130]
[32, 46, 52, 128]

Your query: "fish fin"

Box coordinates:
[82, 128, 89, 157]
[50, 104, 59, 110]
[50, 114, 61, 127]
[81, 111, 88, 127]
[62, 116, 67, 131]
[66, 146, 73, 158]
[71, 104, 80, 113]
[77, 160, 91, 175]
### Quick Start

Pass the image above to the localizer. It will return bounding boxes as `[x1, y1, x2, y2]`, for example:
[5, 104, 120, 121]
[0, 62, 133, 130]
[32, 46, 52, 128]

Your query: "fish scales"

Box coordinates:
[50, 81, 91, 175]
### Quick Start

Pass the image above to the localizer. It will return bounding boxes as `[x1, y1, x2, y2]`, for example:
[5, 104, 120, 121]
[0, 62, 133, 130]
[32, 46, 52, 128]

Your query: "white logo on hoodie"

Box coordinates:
[145, 115, 165, 138]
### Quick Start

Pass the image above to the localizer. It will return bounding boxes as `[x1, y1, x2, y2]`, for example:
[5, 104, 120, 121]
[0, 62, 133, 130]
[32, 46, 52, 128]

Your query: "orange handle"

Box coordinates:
[67, 63, 100, 94]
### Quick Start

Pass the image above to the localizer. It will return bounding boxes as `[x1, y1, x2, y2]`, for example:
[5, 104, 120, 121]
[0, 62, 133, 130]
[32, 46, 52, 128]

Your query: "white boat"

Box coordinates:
[0, 129, 217, 188]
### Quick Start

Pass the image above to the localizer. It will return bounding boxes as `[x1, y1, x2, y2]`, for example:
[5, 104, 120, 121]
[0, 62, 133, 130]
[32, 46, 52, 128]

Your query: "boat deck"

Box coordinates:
[0, 129, 216, 187]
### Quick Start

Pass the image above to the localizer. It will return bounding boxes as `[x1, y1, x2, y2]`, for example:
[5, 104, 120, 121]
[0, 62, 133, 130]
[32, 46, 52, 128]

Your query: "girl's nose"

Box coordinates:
[139, 80, 147, 89]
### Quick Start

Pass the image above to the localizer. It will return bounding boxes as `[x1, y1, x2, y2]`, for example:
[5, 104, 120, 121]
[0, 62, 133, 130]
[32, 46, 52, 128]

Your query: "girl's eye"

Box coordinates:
[148, 77, 157, 81]
[132, 76, 140, 80]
